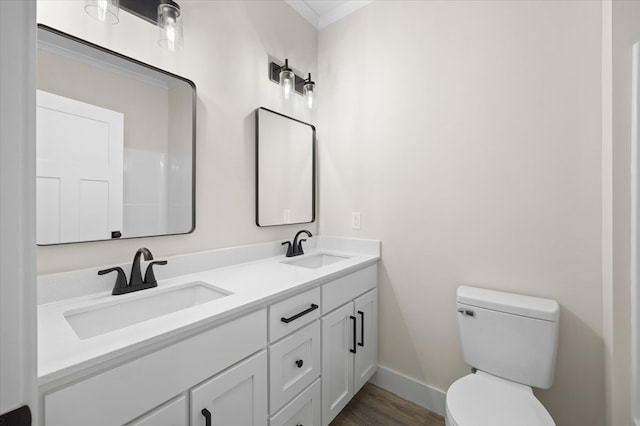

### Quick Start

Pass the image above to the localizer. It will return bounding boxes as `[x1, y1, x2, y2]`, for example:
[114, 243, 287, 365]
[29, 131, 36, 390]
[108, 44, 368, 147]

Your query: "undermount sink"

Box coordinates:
[64, 281, 231, 339]
[282, 253, 351, 269]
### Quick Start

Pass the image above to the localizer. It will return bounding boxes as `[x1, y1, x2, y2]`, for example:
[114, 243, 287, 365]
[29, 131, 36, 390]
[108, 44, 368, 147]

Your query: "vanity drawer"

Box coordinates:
[44, 309, 267, 426]
[270, 379, 321, 426]
[269, 321, 321, 414]
[269, 287, 320, 342]
[322, 264, 377, 314]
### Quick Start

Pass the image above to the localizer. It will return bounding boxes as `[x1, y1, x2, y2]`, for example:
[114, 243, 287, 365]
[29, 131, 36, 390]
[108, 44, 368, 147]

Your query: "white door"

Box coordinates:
[0, 0, 37, 424]
[321, 303, 354, 426]
[36, 90, 123, 244]
[354, 289, 378, 393]
[190, 351, 267, 426]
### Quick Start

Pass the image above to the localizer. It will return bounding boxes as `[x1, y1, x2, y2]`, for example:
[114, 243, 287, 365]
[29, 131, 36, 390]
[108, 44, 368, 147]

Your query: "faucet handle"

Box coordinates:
[296, 238, 307, 254]
[98, 267, 128, 295]
[282, 241, 294, 257]
[144, 260, 168, 286]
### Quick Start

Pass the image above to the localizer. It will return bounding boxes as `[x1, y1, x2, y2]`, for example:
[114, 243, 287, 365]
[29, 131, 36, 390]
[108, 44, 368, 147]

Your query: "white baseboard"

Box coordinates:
[369, 365, 447, 417]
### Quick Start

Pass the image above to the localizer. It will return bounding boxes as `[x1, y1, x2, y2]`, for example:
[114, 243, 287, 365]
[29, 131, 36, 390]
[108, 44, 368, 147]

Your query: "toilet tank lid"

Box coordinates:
[457, 286, 560, 322]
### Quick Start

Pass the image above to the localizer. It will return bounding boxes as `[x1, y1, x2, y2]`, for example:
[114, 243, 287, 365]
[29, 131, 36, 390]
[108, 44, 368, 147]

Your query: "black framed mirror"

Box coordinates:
[36, 25, 196, 245]
[256, 107, 315, 227]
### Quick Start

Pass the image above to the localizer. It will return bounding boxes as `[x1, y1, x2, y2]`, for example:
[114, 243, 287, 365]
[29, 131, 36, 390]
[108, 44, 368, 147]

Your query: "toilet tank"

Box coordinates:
[456, 286, 560, 389]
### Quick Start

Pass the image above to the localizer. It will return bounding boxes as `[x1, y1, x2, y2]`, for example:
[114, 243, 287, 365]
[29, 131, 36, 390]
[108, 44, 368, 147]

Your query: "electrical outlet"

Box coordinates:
[351, 212, 361, 230]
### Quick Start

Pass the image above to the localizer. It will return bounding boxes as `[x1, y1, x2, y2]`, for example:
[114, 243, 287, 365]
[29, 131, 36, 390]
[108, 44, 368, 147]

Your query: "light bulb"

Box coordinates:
[85, 0, 119, 24]
[303, 73, 315, 109]
[165, 18, 176, 51]
[279, 59, 295, 100]
[158, 2, 183, 51]
[281, 74, 293, 99]
[305, 88, 314, 109]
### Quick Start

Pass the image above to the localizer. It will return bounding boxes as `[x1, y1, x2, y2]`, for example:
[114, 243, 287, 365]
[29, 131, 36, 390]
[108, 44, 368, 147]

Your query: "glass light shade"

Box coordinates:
[303, 82, 315, 109]
[158, 3, 183, 51]
[84, 0, 119, 24]
[279, 69, 295, 100]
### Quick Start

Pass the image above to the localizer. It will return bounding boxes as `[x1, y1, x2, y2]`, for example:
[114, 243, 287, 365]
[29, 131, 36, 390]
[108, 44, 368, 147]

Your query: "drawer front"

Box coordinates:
[44, 309, 267, 426]
[128, 395, 187, 426]
[322, 265, 377, 315]
[269, 321, 321, 413]
[269, 287, 320, 342]
[270, 379, 321, 426]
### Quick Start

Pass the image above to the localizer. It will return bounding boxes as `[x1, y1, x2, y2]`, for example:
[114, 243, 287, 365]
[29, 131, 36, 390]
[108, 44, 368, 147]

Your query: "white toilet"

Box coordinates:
[445, 286, 560, 426]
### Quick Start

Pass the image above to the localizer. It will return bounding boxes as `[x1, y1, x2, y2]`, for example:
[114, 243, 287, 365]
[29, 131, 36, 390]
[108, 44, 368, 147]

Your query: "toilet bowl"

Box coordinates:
[447, 286, 560, 426]
[445, 372, 554, 426]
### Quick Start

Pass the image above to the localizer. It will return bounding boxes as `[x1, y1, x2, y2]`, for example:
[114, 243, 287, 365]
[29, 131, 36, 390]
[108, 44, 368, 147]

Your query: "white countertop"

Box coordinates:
[38, 237, 380, 385]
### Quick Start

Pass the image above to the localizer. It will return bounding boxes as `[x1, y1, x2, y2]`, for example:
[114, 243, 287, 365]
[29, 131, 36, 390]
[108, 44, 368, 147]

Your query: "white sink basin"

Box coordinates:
[64, 281, 231, 339]
[282, 253, 351, 269]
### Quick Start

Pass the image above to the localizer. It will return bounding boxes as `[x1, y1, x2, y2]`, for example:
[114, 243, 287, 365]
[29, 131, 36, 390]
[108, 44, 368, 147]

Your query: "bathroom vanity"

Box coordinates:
[37, 237, 380, 426]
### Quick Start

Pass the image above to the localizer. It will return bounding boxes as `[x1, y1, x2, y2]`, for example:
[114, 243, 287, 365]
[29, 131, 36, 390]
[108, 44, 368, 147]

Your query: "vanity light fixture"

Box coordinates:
[84, 0, 120, 24]
[302, 73, 315, 109]
[157, 0, 183, 51]
[278, 59, 295, 100]
[269, 59, 317, 108]
[84, 0, 183, 51]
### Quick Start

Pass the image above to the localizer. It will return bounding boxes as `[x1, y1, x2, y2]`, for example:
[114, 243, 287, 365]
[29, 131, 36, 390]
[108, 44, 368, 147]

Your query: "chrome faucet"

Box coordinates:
[98, 247, 167, 295]
[282, 230, 313, 257]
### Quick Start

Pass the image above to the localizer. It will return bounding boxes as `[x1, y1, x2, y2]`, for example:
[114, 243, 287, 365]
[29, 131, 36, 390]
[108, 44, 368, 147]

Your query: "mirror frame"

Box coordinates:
[36, 24, 197, 245]
[255, 107, 316, 227]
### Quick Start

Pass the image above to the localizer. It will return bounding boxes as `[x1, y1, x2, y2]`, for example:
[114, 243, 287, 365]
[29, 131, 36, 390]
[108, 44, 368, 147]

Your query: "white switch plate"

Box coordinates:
[351, 212, 361, 230]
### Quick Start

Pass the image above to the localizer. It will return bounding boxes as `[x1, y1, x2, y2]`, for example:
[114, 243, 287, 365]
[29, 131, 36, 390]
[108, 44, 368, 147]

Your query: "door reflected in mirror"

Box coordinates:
[256, 108, 315, 227]
[36, 25, 196, 245]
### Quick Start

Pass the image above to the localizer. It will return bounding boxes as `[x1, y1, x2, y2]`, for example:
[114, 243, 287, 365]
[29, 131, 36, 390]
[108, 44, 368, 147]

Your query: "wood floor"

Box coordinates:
[331, 383, 446, 426]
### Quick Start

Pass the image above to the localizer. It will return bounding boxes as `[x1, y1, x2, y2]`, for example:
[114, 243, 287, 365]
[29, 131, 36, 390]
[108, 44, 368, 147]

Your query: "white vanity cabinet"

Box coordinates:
[41, 309, 267, 426]
[191, 351, 267, 426]
[39, 253, 379, 426]
[320, 265, 378, 426]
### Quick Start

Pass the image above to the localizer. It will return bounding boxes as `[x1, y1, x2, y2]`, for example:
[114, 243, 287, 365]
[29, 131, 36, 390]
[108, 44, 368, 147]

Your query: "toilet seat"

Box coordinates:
[446, 372, 555, 426]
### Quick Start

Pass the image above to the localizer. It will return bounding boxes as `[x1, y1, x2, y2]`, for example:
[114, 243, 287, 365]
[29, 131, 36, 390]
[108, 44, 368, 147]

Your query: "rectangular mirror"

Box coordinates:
[256, 107, 315, 227]
[36, 25, 195, 245]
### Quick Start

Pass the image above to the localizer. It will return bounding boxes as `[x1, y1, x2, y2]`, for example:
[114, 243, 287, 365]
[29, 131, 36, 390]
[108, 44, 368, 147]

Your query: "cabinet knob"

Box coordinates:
[295, 359, 304, 368]
[201, 408, 212, 426]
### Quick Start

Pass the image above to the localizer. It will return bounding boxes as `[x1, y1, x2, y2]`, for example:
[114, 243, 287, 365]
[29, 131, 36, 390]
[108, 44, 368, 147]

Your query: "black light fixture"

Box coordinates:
[302, 73, 315, 110]
[85, 0, 183, 51]
[269, 59, 317, 108]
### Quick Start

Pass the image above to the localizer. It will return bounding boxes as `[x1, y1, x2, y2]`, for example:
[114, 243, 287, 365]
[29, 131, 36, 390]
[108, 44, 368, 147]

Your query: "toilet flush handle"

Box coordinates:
[457, 308, 475, 317]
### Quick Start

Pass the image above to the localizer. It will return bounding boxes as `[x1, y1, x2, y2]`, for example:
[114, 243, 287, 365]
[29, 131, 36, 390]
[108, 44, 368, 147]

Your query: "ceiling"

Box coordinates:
[286, 0, 372, 29]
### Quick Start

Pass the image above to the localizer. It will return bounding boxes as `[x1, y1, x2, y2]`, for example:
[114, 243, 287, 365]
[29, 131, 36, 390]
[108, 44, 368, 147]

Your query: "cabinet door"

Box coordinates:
[321, 303, 354, 426]
[128, 395, 187, 426]
[191, 351, 267, 426]
[354, 289, 378, 393]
